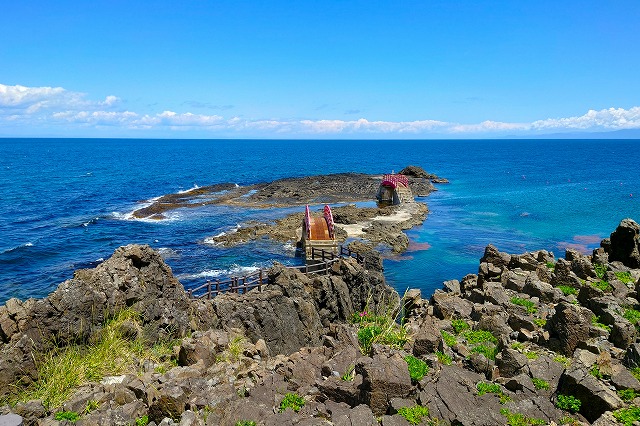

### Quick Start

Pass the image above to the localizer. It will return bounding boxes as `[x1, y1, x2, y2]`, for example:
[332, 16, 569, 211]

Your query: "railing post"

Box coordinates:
[259, 270, 263, 291]
[216, 279, 220, 297]
[207, 280, 212, 300]
[188, 289, 193, 299]
[321, 249, 325, 262]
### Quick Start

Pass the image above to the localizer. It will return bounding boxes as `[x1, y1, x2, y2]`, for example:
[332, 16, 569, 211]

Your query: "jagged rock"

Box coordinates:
[509, 253, 539, 272]
[412, 316, 443, 357]
[482, 282, 511, 306]
[610, 319, 637, 349]
[496, 348, 529, 378]
[442, 279, 460, 294]
[607, 218, 640, 268]
[481, 245, 512, 269]
[592, 247, 609, 266]
[430, 291, 473, 320]
[523, 276, 562, 303]
[477, 314, 512, 340]
[419, 365, 505, 425]
[528, 355, 565, 392]
[0, 244, 194, 398]
[624, 343, 640, 367]
[567, 249, 597, 279]
[558, 363, 623, 422]
[357, 354, 413, 416]
[548, 302, 593, 355]
[460, 274, 479, 294]
[178, 330, 229, 368]
[551, 258, 584, 289]
[502, 269, 528, 292]
[611, 365, 640, 391]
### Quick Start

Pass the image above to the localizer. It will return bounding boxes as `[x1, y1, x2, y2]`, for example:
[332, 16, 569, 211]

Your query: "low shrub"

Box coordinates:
[279, 393, 305, 413]
[136, 416, 149, 426]
[435, 351, 452, 365]
[476, 382, 501, 396]
[440, 330, 457, 347]
[556, 394, 581, 413]
[451, 319, 470, 334]
[617, 388, 637, 401]
[546, 261, 556, 271]
[591, 315, 611, 332]
[591, 280, 612, 292]
[613, 406, 640, 426]
[397, 405, 430, 425]
[341, 365, 355, 382]
[462, 329, 498, 345]
[623, 308, 640, 326]
[616, 271, 635, 284]
[557, 285, 578, 296]
[594, 263, 608, 279]
[500, 408, 545, 426]
[511, 297, 537, 314]
[533, 318, 546, 327]
[54, 411, 80, 422]
[554, 354, 571, 367]
[405, 355, 429, 382]
[471, 344, 499, 360]
[353, 308, 408, 354]
[235, 421, 257, 426]
[531, 378, 549, 390]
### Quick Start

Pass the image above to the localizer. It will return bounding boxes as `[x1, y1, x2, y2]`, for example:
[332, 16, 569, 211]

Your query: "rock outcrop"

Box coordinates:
[4, 218, 640, 425]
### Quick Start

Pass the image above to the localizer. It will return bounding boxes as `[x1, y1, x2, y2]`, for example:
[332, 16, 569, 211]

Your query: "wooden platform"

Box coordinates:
[308, 216, 331, 240]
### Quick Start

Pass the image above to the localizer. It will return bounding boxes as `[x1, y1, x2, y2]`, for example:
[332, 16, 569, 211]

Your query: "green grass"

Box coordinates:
[525, 351, 539, 360]
[279, 393, 305, 413]
[592, 315, 611, 332]
[12, 308, 178, 409]
[594, 263, 608, 279]
[613, 406, 640, 426]
[556, 394, 581, 413]
[546, 261, 556, 272]
[476, 382, 501, 395]
[591, 280, 612, 292]
[554, 354, 571, 368]
[471, 344, 499, 360]
[54, 411, 80, 422]
[531, 378, 549, 390]
[451, 319, 470, 334]
[405, 355, 429, 382]
[511, 297, 537, 314]
[136, 416, 149, 426]
[440, 330, 457, 347]
[631, 367, 640, 381]
[616, 271, 635, 284]
[590, 364, 603, 379]
[462, 329, 498, 345]
[500, 408, 545, 426]
[557, 285, 578, 296]
[617, 389, 638, 401]
[533, 318, 547, 327]
[235, 421, 257, 426]
[397, 405, 430, 425]
[341, 365, 355, 382]
[435, 351, 452, 365]
[353, 308, 409, 355]
[623, 308, 640, 325]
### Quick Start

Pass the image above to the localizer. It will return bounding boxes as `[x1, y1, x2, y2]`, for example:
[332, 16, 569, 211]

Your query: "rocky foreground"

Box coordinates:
[2, 219, 640, 425]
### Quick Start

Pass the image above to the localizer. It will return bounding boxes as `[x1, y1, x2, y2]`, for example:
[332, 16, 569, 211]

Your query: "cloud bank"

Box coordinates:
[1, 83, 639, 137]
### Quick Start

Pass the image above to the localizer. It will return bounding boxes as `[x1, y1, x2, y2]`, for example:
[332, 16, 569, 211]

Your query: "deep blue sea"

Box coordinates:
[1, 138, 639, 304]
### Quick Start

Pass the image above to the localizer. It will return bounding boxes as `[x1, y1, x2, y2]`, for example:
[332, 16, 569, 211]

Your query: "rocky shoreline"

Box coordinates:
[2, 219, 640, 425]
[131, 167, 445, 220]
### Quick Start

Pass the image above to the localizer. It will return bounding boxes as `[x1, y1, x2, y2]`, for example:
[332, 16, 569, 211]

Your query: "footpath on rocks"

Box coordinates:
[1, 219, 640, 425]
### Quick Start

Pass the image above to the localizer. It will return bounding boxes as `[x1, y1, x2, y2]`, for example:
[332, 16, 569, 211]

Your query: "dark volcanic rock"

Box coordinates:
[357, 353, 413, 416]
[607, 218, 640, 268]
[548, 302, 593, 355]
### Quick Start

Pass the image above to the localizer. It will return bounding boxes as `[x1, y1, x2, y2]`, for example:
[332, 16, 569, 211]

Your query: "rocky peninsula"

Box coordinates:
[2, 219, 640, 425]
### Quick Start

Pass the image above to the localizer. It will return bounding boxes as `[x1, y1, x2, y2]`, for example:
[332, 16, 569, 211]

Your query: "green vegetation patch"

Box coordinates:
[451, 319, 470, 334]
[594, 263, 608, 280]
[616, 271, 635, 284]
[554, 354, 571, 368]
[440, 330, 457, 347]
[533, 318, 547, 327]
[471, 344, 499, 360]
[531, 378, 550, 390]
[623, 308, 640, 326]
[556, 394, 581, 413]
[617, 389, 638, 401]
[462, 329, 498, 345]
[631, 367, 640, 381]
[13, 308, 177, 409]
[405, 355, 429, 382]
[546, 261, 556, 272]
[590, 364, 604, 379]
[500, 408, 545, 426]
[557, 285, 578, 296]
[353, 309, 408, 355]
[54, 411, 80, 422]
[279, 393, 305, 413]
[511, 297, 537, 314]
[136, 416, 150, 426]
[613, 406, 640, 426]
[341, 365, 355, 382]
[235, 421, 257, 426]
[476, 382, 502, 395]
[591, 280, 612, 292]
[591, 315, 611, 332]
[397, 405, 430, 425]
[435, 351, 452, 365]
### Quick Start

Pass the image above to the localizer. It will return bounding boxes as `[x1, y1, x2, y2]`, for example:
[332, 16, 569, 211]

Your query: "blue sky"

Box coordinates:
[1, 0, 639, 138]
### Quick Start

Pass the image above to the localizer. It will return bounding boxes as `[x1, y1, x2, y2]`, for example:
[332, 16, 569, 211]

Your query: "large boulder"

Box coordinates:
[357, 353, 413, 416]
[548, 302, 593, 355]
[606, 218, 640, 268]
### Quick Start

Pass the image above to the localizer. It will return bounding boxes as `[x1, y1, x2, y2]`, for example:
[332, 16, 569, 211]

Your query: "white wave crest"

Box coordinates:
[177, 184, 200, 194]
[177, 264, 261, 281]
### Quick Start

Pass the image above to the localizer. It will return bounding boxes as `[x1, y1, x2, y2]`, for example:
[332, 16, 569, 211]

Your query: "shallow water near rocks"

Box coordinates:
[0, 138, 638, 303]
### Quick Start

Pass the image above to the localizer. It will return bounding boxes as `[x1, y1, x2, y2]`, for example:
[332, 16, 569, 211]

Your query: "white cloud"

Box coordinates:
[2, 83, 640, 137]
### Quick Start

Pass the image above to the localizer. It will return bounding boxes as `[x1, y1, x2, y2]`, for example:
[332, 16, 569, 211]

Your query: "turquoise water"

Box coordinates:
[0, 138, 638, 303]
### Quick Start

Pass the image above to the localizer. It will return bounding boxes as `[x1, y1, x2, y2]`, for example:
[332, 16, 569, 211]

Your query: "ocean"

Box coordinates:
[0, 138, 638, 304]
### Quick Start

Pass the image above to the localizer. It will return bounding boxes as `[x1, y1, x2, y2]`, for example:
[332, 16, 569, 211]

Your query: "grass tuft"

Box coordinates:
[591, 315, 611, 332]
[440, 330, 457, 347]
[451, 319, 470, 334]
[531, 378, 549, 390]
[397, 405, 430, 425]
[556, 394, 581, 413]
[557, 285, 578, 296]
[435, 351, 452, 365]
[511, 297, 537, 314]
[279, 393, 305, 413]
[12, 308, 177, 409]
[405, 355, 429, 382]
[352, 307, 409, 355]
